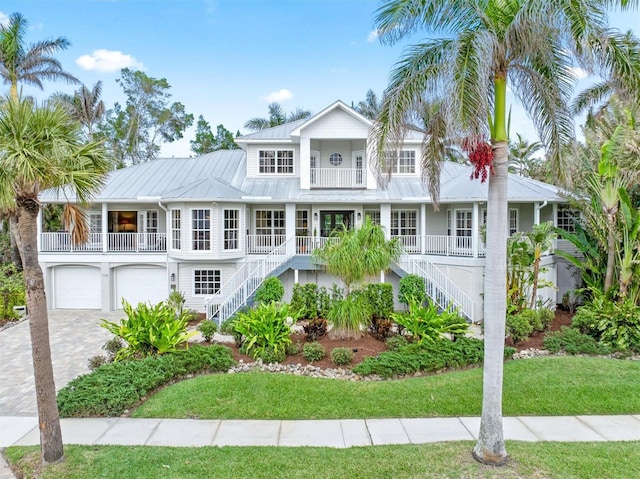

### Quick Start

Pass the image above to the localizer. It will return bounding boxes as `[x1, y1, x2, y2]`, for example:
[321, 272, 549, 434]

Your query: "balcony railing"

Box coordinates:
[310, 168, 365, 188]
[40, 232, 167, 253]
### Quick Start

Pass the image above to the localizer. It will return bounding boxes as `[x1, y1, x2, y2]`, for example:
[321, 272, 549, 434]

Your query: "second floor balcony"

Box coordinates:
[41, 232, 167, 253]
[310, 168, 365, 188]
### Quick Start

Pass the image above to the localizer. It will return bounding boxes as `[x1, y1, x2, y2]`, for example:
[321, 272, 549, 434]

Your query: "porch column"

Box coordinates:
[472, 202, 479, 258]
[420, 203, 426, 254]
[380, 204, 391, 240]
[300, 137, 311, 190]
[286, 203, 296, 256]
[102, 203, 108, 252]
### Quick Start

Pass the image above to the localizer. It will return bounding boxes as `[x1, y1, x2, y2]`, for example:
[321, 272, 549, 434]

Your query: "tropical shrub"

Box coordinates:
[57, 345, 235, 417]
[327, 293, 372, 340]
[572, 297, 640, 351]
[197, 320, 218, 342]
[398, 274, 427, 305]
[365, 283, 394, 319]
[303, 341, 326, 362]
[303, 317, 327, 342]
[255, 277, 285, 304]
[0, 262, 25, 321]
[290, 283, 334, 319]
[369, 316, 394, 340]
[330, 347, 354, 366]
[390, 302, 468, 343]
[543, 326, 612, 355]
[101, 300, 196, 360]
[505, 312, 534, 344]
[233, 302, 297, 361]
[285, 341, 302, 356]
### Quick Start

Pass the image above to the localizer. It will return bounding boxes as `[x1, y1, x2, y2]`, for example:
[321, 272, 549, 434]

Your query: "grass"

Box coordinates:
[7, 442, 640, 478]
[133, 356, 640, 419]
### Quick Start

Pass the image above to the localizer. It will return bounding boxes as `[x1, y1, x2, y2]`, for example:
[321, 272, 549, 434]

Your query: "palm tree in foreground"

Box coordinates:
[0, 97, 110, 465]
[371, 0, 640, 465]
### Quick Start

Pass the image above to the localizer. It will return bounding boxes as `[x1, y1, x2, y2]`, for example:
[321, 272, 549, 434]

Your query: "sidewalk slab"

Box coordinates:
[459, 417, 541, 441]
[94, 418, 161, 445]
[401, 418, 474, 443]
[279, 420, 344, 447]
[147, 419, 219, 447]
[59, 418, 119, 445]
[366, 419, 409, 445]
[340, 419, 371, 447]
[577, 415, 640, 441]
[518, 416, 606, 442]
[0, 417, 37, 447]
[213, 420, 280, 446]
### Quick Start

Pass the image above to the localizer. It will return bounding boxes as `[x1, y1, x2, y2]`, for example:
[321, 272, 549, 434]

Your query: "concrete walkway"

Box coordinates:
[2, 415, 639, 449]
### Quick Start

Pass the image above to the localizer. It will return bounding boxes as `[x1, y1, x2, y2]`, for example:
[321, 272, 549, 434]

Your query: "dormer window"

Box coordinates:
[329, 153, 343, 166]
[259, 149, 294, 174]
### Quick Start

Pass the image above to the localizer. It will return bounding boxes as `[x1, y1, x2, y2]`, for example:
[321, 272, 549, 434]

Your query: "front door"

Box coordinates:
[320, 210, 354, 237]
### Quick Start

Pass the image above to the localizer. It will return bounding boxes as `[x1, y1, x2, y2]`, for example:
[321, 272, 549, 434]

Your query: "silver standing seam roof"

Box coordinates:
[40, 149, 565, 205]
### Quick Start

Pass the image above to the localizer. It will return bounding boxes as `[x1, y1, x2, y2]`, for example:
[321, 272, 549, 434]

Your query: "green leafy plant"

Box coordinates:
[290, 283, 334, 319]
[390, 301, 468, 343]
[365, 283, 394, 319]
[302, 341, 326, 362]
[197, 320, 217, 342]
[233, 302, 297, 361]
[0, 262, 25, 321]
[572, 296, 640, 351]
[385, 335, 408, 351]
[57, 345, 235, 417]
[369, 316, 394, 340]
[506, 312, 534, 344]
[255, 277, 285, 304]
[330, 347, 354, 366]
[101, 300, 196, 360]
[398, 274, 427, 305]
[285, 341, 302, 356]
[327, 293, 372, 340]
[543, 326, 613, 355]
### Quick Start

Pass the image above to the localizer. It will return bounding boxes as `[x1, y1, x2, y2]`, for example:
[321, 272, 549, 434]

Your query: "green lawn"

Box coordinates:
[7, 442, 640, 479]
[133, 356, 640, 419]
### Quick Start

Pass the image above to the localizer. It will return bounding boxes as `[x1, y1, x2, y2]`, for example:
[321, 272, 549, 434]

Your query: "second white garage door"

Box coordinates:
[115, 266, 167, 308]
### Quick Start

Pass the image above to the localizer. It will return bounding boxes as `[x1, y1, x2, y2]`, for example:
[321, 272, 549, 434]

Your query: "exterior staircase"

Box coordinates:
[205, 240, 293, 324]
[393, 254, 475, 322]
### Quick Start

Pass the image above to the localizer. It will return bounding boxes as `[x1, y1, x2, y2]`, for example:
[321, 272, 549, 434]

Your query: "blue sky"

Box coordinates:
[1, 1, 639, 157]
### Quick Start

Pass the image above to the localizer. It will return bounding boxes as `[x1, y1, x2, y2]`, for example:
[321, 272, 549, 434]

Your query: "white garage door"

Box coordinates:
[116, 267, 167, 309]
[55, 266, 102, 309]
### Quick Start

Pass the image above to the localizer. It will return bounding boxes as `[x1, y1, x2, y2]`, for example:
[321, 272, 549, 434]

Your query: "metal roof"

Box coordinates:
[40, 150, 565, 205]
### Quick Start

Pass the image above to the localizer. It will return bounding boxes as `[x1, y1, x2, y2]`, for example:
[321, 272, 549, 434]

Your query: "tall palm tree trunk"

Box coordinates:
[604, 222, 616, 294]
[14, 197, 64, 464]
[473, 140, 509, 465]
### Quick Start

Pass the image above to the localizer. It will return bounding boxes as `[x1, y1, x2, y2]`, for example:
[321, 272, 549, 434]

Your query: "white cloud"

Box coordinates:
[263, 89, 293, 102]
[367, 29, 379, 42]
[0, 12, 9, 26]
[76, 49, 143, 73]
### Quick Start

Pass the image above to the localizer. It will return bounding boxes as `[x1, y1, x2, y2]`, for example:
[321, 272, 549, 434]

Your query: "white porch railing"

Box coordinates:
[396, 254, 475, 322]
[310, 168, 365, 188]
[205, 238, 293, 324]
[422, 235, 474, 257]
[246, 234, 286, 254]
[40, 232, 167, 252]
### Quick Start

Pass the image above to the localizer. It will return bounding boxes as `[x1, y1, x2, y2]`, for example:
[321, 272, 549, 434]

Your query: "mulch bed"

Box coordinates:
[203, 309, 574, 369]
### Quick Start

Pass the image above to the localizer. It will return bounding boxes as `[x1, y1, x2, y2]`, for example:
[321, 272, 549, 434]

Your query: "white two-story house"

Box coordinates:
[38, 100, 573, 323]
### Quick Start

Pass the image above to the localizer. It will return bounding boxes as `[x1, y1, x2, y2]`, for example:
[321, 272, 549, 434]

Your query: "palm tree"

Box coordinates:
[355, 89, 382, 120]
[0, 12, 78, 99]
[244, 102, 312, 131]
[52, 81, 105, 139]
[508, 133, 544, 177]
[371, 0, 640, 465]
[0, 96, 110, 465]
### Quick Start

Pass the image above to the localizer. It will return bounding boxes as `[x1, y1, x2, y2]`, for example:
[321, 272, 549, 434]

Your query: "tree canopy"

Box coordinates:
[190, 115, 239, 154]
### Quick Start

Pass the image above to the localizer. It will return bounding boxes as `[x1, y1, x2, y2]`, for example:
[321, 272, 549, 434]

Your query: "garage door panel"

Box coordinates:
[55, 266, 101, 309]
[116, 267, 167, 308]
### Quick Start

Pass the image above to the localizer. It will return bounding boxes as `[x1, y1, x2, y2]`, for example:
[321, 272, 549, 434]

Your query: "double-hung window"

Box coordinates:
[224, 209, 240, 250]
[259, 149, 294, 174]
[192, 209, 210, 251]
[171, 209, 181, 250]
[193, 269, 220, 295]
[386, 150, 416, 174]
[557, 206, 578, 233]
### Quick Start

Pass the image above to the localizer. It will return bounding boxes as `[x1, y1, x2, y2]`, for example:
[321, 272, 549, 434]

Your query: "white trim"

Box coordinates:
[189, 207, 212, 252]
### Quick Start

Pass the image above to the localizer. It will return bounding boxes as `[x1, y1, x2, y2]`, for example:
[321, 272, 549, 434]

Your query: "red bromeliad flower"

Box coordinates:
[462, 137, 494, 183]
